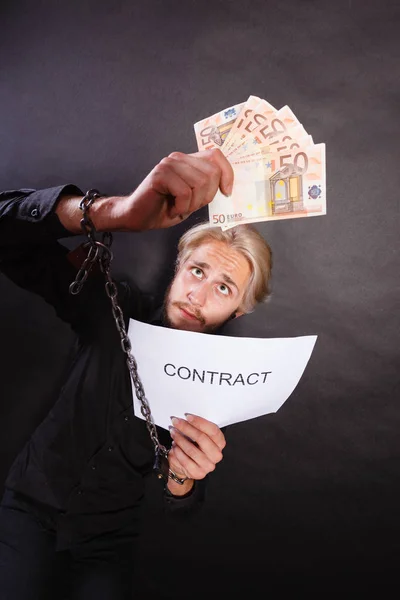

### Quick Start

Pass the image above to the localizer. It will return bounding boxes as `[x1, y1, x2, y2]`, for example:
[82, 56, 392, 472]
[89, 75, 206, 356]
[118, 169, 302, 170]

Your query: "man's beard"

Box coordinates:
[161, 281, 236, 333]
[162, 281, 209, 331]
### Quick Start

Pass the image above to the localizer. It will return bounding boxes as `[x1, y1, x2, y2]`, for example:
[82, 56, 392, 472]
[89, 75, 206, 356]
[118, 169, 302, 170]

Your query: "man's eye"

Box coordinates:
[191, 267, 203, 278]
[218, 284, 230, 296]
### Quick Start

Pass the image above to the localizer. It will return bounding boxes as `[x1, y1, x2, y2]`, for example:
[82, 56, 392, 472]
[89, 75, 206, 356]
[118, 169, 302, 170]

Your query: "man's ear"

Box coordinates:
[230, 311, 244, 320]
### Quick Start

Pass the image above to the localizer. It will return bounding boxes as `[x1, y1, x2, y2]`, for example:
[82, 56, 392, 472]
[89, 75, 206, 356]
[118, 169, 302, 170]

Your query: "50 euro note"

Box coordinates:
[193, 100, 246, 152]
[231, 123, 313, 165]
[228, 104, 305, 161]
[208, 142, 326, 230]
[223, 97, 277, 157]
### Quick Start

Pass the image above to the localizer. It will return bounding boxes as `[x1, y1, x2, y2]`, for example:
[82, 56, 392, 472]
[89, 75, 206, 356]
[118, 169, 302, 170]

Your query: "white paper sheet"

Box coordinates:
[128, 319, 317, 430]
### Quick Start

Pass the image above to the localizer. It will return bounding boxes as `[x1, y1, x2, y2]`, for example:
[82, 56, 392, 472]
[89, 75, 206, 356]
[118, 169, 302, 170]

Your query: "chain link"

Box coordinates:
[68, 190, 166, 457]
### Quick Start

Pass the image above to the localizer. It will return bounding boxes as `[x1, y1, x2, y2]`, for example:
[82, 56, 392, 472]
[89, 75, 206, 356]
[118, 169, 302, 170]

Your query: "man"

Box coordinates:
[0, 149, 272, 599]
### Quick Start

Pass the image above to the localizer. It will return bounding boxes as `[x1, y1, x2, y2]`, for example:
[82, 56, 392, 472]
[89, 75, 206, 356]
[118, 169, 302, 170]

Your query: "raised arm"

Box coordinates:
[55, 149, 233, 234]
[0, 150, 234, 331]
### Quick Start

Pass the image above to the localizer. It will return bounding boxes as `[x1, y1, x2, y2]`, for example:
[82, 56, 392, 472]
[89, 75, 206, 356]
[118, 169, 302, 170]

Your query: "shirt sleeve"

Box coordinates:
[0, 185, 81, 248]
[0, 185, 112, 334]
[163, 476, 207, 515]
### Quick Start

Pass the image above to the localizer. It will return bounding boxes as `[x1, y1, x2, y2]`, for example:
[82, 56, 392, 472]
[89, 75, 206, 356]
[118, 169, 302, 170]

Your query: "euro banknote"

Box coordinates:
[222, 96, 276, 156]
[193, 96, 326, 229]
[228, 104, 304, 161]
[193, 100, 247, 152]
[221, 143, 326, 230]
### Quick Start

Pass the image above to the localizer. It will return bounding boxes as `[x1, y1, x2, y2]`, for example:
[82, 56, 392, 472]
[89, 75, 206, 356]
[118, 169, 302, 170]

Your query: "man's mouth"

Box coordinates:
[174, 303, 205, 325]
[180, 307, 199, 321]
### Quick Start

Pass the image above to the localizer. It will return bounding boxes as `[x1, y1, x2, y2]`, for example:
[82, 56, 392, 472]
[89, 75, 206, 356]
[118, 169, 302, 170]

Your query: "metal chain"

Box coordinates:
[68, 190, 166, 457]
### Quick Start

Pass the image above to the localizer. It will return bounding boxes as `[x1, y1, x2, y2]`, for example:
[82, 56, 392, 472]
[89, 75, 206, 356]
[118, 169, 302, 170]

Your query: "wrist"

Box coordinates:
[166, 460, 194, 496]
[56, 193, 140, 234]
[167, 477, 194, 497]
[89, 195, 130, 232]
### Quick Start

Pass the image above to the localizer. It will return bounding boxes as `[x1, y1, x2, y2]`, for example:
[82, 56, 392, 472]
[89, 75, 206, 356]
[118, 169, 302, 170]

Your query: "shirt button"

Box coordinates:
[124, 416, 129, 422]
[77, 489, 83, 495]
[31, 208, 39, 217]
[108, 446, 113, 452]
[91, 465, 96, 470]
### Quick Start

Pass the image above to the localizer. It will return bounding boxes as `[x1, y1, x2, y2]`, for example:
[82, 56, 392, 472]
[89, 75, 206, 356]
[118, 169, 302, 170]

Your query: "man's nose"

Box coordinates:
[188, 282, 208, 306]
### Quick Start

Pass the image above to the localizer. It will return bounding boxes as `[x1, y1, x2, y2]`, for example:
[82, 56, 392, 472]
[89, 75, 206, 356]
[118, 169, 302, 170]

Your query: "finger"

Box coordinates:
[166, 212, 192, 228]
[168, 151, 222, 192]
[165, 154, 220, 212]
[189, 148, 234, 196]
[167, 445, 187, 477]
[173, 414, 226, 451]
[150, 161, 194, 218]
[170, 436, 213, 480]
[170, 425, 222, 469]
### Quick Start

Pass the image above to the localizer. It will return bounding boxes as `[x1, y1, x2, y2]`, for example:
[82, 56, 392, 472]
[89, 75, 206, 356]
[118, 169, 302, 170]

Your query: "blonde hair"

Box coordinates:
[176, 222, 273, 313]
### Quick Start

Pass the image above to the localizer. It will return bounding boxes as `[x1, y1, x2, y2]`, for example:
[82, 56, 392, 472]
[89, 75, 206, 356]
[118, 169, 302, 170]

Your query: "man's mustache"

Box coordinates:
[173, 302, 206, 325]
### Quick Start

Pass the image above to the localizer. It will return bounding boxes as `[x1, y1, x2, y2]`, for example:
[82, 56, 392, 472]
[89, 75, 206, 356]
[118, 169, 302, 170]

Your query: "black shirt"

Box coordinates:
[0, 185, 206, 551]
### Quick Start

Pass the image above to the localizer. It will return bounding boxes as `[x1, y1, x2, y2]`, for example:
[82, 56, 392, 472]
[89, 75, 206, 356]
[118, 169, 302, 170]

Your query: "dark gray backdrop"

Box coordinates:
[1, 0, 399, 594]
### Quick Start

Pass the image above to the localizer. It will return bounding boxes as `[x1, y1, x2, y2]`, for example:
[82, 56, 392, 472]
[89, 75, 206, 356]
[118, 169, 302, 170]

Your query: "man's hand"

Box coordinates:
[100, 148, 234, 232]
[166, 414, 226, 496]
[56, 149, 233, 234]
